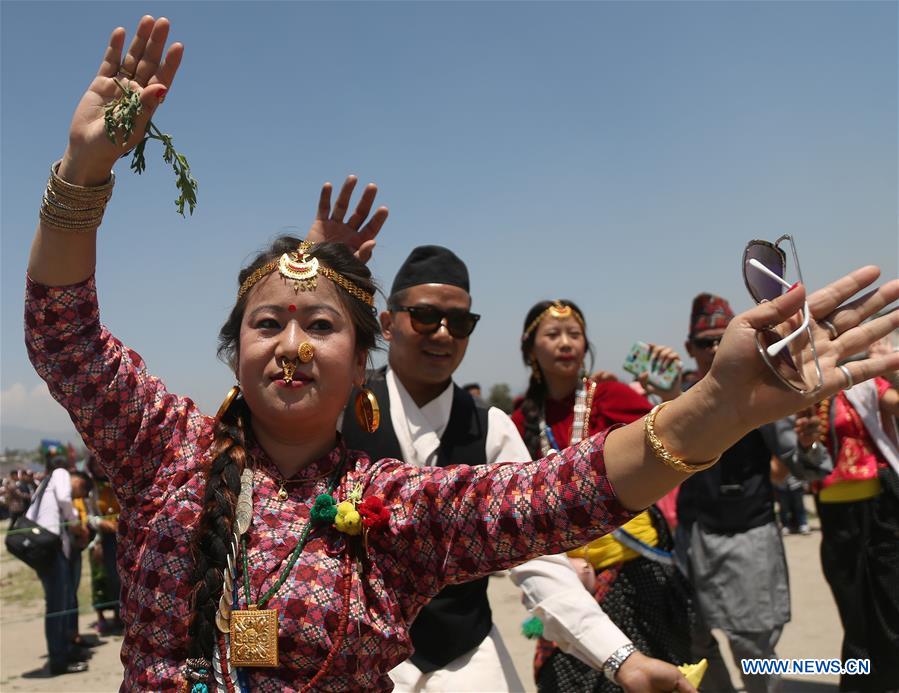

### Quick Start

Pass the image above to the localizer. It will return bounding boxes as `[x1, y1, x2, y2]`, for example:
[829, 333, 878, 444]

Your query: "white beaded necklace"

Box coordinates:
[539, 377, 597, 456]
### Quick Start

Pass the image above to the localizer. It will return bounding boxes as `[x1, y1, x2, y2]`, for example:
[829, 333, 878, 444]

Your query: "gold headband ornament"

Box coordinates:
[237, 241, 374, 306]
[521, 301, 585, 341]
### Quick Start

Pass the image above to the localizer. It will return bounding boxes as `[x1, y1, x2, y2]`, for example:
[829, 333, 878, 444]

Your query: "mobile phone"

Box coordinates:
[622, 342, 680, 390]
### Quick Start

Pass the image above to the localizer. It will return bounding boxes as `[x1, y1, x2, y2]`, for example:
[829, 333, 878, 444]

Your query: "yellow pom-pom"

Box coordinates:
[334, 502, 363, 535]
[678, 659, 708, 687]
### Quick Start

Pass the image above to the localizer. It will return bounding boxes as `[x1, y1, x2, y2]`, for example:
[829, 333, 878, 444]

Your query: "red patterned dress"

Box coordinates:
[25, 275, 636, 692]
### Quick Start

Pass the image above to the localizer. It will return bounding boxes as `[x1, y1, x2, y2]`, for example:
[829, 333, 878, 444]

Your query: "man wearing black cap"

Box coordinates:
[342, 245, 528, 691]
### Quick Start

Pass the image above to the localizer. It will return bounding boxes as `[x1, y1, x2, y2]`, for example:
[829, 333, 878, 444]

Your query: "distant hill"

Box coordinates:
[0, 423, 83, 452]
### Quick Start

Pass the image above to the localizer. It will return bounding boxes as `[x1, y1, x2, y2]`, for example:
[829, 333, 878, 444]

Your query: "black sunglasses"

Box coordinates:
[691, 335, 723, 349]
[392, 305, 481, 339]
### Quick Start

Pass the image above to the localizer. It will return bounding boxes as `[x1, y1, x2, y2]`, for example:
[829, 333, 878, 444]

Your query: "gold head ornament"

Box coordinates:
[522, 301, 585, 341]
[237, 241, 375, 306]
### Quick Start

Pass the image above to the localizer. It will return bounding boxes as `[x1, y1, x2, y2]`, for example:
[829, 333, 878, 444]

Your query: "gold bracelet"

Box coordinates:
[643, 402, 720, 474]
[39, 160, 114, 232]
[43, 186, 108, 212]
[40, 200, 106, 230]
[48, 160, 115, 197]
[42, 195, 106, 219]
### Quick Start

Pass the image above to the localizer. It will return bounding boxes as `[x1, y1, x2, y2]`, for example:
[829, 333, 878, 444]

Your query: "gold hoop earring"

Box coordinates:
[354, 388, 380, 433]
[298, 342, 315, 363]
[530, 358, 542, 383]
[215, 385, 241, 422]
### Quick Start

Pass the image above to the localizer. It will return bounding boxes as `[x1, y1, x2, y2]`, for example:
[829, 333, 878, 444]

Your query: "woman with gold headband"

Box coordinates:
[510, 300, 695, 692]
[24, 16, 899, 692]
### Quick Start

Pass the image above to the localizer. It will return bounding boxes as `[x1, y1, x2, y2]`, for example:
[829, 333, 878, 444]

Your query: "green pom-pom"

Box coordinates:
[190, 684, 209, 693]
[521, 616, 544, 639]
[310, 494, 338, 525]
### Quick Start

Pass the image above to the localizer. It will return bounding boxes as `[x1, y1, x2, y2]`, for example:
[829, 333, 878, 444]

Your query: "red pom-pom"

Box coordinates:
[359, 495, 391, 530]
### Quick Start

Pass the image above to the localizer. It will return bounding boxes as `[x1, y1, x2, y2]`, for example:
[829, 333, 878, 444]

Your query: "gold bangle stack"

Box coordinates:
[39, 160, 115, 232]
[643, 402, 720, 474]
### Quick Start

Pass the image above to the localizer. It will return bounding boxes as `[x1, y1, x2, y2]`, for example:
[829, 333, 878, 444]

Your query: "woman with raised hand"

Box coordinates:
[25, 15, 899, 692]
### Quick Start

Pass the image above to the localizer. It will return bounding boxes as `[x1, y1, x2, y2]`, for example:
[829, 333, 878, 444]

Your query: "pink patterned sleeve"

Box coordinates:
[24, 275, 206, 507]
[364, 429, 636, 605]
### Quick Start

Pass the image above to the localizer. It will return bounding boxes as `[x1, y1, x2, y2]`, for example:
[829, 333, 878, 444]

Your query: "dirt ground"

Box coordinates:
[0, 498, 841, 692]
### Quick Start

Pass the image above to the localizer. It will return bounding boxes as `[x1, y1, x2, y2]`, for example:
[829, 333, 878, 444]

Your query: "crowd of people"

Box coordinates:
[3, 443, 124, 676]
[1, 468, 38, 525]
[9, 13, 899, 693]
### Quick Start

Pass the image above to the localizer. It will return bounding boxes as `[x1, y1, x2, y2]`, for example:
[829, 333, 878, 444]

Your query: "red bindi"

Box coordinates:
[288, 304, 297, 312]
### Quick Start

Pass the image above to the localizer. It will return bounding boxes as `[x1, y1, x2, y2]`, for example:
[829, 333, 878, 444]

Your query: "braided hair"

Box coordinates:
[518, 299, 592, 459]
[186, 238, 379, 661]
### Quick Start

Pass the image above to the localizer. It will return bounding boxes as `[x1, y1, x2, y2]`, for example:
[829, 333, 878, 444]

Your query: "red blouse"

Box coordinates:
[511, 380, 653, 450]
[24, 275, 635, 692]
[821, 377, 892, 487]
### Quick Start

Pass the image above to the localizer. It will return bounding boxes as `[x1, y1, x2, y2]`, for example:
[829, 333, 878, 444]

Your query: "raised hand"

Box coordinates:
[708, 266, 899, 431]
[638, 344, 683, 402]
[60, 15, 183, 185]
[306, 176, 389, 263]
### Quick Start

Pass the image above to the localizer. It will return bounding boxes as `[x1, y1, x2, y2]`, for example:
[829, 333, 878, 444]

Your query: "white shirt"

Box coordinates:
[384, 367, 529, 467]
[26, 468, 76, 559]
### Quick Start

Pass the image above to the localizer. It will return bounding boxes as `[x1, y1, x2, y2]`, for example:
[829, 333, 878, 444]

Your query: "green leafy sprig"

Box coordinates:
[103, 78, 198, 216]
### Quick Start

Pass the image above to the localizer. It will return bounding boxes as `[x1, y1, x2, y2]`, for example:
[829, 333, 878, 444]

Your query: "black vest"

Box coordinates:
[341, 368, 491, 673]
[676, 428, 776, 534]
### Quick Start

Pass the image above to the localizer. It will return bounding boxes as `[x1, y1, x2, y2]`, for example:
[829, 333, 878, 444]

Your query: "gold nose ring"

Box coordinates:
[280, 358, 296, 383]
[298, 342, 315, 363]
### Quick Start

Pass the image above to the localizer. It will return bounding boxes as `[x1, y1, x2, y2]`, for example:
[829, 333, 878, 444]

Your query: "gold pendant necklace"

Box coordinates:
[230, 604, 279, 668]
[229, 453, 347, 667]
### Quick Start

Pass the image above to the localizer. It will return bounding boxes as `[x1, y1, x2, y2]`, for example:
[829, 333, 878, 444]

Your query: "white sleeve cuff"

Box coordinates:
[511, 554, 632, 671]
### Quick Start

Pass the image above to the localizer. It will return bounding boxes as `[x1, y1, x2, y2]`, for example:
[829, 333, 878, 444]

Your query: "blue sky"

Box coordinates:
[2, 1, 896, 444]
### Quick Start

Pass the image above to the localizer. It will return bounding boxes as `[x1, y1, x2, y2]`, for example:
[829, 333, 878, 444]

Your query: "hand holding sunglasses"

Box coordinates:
[703, 240, 899, 431]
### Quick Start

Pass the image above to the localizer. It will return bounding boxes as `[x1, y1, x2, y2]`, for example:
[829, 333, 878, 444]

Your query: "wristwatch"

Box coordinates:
[603, 643, 638, 683]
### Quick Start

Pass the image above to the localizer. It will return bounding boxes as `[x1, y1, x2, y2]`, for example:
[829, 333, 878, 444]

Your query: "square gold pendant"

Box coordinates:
[230, 607, 279, 667]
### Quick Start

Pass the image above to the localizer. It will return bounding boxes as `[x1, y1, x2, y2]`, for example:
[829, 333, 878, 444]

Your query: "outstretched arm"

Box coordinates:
[28, 15, 183, 286]
[605, 267, 899, 510]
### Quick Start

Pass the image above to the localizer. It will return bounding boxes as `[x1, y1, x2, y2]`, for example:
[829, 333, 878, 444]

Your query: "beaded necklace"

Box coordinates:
[538, 377, 597, 456]
[232, 451, 347, 668]
[816, 397, 833, 445]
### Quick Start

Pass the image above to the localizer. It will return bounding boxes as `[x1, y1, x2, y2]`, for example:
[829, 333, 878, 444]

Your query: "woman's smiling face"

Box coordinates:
[237, 273, 365, 441]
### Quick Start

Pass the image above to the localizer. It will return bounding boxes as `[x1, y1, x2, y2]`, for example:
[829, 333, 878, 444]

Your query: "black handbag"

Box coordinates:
[5, 479, 62, 571]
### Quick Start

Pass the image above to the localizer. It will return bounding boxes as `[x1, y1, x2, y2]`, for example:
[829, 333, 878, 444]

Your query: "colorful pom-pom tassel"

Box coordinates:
[334, 501, 363, 535]
[310, 493, 338, 525]
[190, 683, 209, 693]
[521, 616, 544, 639]
[359, 495, 391, 530]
